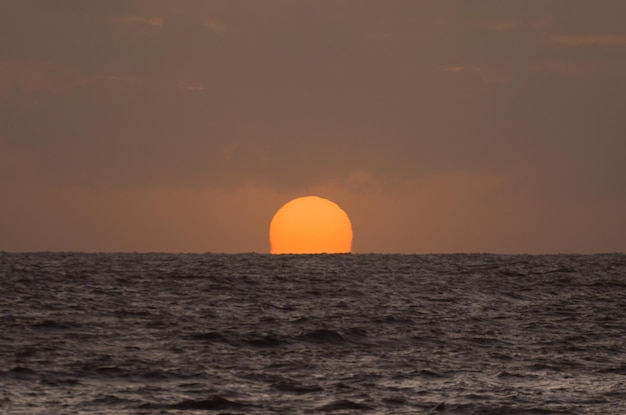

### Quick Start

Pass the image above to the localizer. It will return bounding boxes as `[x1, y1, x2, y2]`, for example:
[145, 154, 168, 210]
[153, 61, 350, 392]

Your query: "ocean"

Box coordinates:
[0, 252, 625, 414]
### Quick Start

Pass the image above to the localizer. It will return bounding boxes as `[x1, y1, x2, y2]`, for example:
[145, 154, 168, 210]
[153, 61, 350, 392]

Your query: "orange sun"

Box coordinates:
[269, 196, 353, 254]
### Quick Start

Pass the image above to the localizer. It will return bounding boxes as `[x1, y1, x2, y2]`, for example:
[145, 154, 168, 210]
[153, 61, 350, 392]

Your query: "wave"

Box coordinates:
[139, 396, 250, 411]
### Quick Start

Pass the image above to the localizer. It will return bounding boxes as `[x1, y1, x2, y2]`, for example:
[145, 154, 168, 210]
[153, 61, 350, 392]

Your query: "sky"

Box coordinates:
[1, 0, 625, 254]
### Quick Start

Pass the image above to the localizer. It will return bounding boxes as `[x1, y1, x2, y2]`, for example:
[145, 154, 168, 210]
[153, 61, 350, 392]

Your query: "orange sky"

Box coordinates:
[1, 1, 625, 254]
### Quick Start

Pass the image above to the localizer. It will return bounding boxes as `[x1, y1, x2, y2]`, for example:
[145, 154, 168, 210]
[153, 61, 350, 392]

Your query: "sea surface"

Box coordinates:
[0, 252, 625, 414]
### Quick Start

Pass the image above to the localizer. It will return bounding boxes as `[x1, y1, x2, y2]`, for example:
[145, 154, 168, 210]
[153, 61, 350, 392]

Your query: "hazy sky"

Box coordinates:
[1, 0, 625, 253]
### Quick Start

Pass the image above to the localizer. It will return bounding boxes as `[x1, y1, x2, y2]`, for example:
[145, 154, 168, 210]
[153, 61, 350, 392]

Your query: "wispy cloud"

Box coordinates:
[552, 34, 626, 46]
[531, 61, 617, 78]
[486, 20, 519, 31]
[113, 16, 164, 28]
[203, 20, 226, 33]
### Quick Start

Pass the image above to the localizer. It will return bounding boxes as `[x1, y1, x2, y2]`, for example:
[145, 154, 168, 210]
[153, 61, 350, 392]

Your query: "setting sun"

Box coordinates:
[269, 196, 353, 254]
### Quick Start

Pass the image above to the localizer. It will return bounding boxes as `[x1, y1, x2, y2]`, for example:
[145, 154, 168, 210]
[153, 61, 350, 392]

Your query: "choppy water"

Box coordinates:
[1, 252, 625, 414]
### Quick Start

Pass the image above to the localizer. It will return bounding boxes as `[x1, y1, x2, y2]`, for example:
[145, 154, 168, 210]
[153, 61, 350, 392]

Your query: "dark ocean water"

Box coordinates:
[1, 253, 625, 414]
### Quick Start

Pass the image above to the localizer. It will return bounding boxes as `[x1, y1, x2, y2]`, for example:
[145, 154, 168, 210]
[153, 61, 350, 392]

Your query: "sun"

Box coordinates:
[269, 196, 353, 254]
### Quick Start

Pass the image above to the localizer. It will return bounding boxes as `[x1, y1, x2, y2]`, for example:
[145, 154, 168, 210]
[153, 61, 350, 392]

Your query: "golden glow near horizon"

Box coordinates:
[269, 196, 353, 254]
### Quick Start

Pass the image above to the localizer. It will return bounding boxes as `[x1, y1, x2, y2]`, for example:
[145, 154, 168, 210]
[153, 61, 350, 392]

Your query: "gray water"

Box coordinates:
[1, 252, 625, 414]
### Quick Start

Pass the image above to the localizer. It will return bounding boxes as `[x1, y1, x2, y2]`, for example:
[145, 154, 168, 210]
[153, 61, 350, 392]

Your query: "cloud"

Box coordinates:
[531, 61, 620, 78]
[485, 20, 520, 32]
[1, 43, 624, 196]
[1, 1, 625, 252]
[552, 34, 626, 47]
[113, 15, 164, 28]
